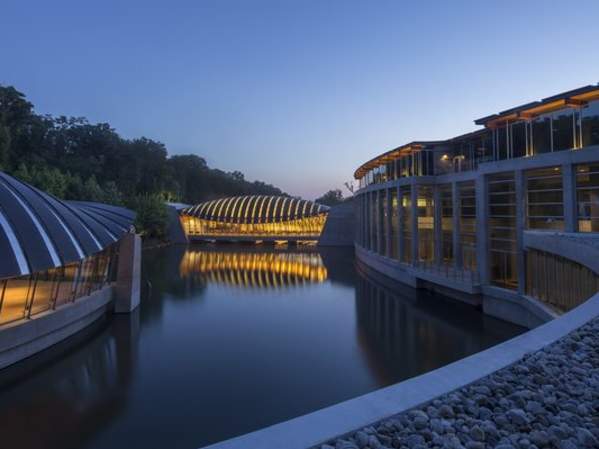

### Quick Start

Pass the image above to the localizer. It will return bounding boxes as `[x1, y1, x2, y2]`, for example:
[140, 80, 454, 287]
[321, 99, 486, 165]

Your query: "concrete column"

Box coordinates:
[433, 185, 442, 266]
[475, 175, 489, 285]
[452, 182, 462, 269]
[515, 170, 526, 295]
[385, 188, 392, 257]
[115, 233, 141, 313]
[397, 185, 403, 260]
[562, 163, 576, 232]
[411, 182, 419, 264]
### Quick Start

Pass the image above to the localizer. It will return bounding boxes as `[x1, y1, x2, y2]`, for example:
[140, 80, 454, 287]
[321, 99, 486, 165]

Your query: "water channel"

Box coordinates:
[0, 244, 523, 449]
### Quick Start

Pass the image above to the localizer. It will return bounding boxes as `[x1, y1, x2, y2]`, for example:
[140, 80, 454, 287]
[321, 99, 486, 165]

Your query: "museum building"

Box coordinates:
[353, 84, 599, 326]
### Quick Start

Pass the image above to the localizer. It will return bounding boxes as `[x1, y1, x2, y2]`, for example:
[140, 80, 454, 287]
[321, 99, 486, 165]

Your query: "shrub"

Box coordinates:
[128, 194, 169, 240]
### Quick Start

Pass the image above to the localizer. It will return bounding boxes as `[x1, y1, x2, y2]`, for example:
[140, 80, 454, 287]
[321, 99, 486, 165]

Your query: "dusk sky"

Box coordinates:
[2, 1, 599, 199]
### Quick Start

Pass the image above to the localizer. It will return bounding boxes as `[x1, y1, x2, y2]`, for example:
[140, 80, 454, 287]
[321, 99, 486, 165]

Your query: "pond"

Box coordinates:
[0, 244, 523, 449]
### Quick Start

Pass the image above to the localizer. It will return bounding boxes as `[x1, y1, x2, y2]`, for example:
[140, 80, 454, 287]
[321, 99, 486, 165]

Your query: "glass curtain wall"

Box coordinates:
[552, 109, 575, 152]
[439, 184, 453, 264]
[459, 181, 477, 272]
[530, 109, 576, 155]
[400, 186, 412, 263]
[488, 173, 518, 289]
[526, 167, 563, 230]
[581, 100, 599, 147]
[510, 121, 527, 158]
[370, 191, 377, 250]
[379, 190, 388, 256]
[576, 163, 599, 232]
[532, 115, 552, 154]
[390, 189, 399, 260]
[0, 245, 118, 326]
[495, 124, 509, 160]
[357, 100, 599, 190]
[417, 186, 435, 263]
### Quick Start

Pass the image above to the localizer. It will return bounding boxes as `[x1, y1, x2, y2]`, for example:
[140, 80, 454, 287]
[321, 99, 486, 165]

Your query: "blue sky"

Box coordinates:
[2, 1, 599, 199]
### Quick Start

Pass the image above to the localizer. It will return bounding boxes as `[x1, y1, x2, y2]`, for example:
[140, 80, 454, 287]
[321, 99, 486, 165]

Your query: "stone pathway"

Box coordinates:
[319, 317, 599, 449]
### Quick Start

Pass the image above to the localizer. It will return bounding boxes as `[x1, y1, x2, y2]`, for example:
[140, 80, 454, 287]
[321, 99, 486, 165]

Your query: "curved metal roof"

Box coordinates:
[181, 195, 329, 224]
[0, 171, 135, 280]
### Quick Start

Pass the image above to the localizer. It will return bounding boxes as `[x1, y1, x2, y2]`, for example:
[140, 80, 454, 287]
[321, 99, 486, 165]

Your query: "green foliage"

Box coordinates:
[0, 84, 288, 241]
[127, 194, 169, 239]
[0, 124, 10, 169]
[315, 189, 345, 206]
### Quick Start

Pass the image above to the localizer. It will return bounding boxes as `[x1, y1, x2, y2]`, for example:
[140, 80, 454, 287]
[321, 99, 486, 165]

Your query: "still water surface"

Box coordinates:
[0, 244, 523, 449]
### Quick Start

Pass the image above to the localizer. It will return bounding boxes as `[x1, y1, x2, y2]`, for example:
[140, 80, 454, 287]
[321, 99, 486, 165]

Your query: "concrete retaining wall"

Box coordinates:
[318, 201, 355, 247]
[167, 205, 189, 244]
[354, 245, 556, 328]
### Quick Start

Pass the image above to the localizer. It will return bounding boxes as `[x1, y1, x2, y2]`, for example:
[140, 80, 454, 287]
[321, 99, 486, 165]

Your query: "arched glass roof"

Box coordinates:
[182, 195, 329, 224]
[0, 171, 135, 280]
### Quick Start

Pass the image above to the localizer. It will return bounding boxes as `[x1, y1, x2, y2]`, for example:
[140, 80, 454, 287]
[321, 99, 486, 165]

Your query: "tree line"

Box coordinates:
[0, 85, 286, 238]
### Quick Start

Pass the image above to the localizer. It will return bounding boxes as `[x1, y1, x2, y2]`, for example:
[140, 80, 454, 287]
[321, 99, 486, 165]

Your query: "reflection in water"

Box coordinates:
[354, 263, 521, 385]
[0, 312, 138, 449]
[179, 248, 327, 288]
[0, 245, 523, 449]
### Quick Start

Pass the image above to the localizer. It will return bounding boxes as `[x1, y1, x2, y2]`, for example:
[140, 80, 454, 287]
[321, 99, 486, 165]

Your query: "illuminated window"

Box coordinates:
[400, 186, 412, 263]
[390, 189, 399, 260]
[576, 163, 599, 232]
[488, 173, 518, 290]
[417, 186, 434, 263]
[0, 246, 117, 326]
[458, 181, 477, 272]
[526, 167, 563, 230]
[581, 100, 599, 147]
[439, 184, 453, 264]
[379, 190, 388, 256]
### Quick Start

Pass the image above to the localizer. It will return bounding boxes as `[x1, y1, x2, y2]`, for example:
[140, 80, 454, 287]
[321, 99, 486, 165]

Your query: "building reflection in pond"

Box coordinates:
[0, 312, 138, 449]
[354, 262, 522, 386]
[179, 247, 328, 288]
[0, 245, 522, 449]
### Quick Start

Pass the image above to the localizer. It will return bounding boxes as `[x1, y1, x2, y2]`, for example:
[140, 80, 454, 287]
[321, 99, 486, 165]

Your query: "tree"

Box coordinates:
[315, 189, 344, 206]
[82, 175, 104, 202]
[0, 125, 10, 169]
[0, 83, 291, 241]
[128, 194, 169, 239]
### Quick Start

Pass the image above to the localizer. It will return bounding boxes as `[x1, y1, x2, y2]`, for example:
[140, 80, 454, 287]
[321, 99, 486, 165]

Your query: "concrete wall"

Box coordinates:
[0, 233, 142, 369]
[0, 286, 114, 370]
[115, 233, 142, 313]
[352, 146, 599, 327]
[318, 201, 355, 247]
[167, 205, 189, 244]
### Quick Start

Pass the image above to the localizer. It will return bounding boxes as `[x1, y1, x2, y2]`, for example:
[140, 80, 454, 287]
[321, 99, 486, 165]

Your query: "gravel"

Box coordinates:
[318, 317, 599, 449]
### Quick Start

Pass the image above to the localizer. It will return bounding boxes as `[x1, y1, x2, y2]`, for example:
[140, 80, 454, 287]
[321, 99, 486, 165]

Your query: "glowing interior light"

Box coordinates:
[179, 250, 328, 288]
[180, 195, 329, 239]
